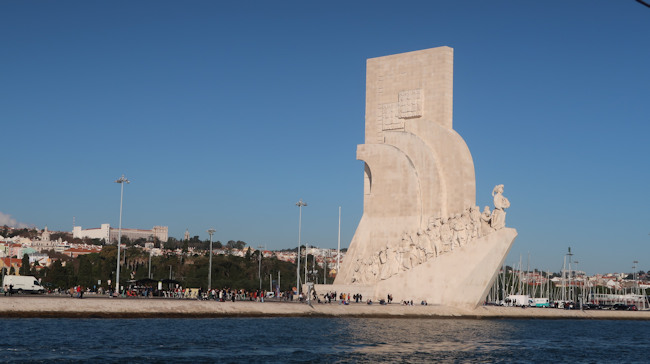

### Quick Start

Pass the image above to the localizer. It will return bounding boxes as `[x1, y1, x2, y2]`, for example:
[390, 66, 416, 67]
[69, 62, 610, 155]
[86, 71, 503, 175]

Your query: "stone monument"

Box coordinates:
[328, 47, 517, 307]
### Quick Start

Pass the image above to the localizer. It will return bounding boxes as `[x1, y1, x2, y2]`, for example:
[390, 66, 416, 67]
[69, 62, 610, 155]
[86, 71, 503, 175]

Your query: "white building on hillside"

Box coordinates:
[73, 224, 168, 243]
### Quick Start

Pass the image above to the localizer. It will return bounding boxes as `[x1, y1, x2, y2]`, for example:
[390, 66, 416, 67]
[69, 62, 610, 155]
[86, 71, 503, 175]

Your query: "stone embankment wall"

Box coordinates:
[3, 297, 650, 320]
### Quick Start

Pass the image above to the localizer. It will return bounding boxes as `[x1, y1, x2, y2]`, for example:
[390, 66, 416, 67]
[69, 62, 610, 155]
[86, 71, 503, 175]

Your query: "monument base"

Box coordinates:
[319, 228, 517, 308]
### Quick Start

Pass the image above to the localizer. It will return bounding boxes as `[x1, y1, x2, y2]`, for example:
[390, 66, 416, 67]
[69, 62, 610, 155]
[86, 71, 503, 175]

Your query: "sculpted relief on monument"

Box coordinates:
[350, 186, 511, 285]
[379, 88, 424, 132]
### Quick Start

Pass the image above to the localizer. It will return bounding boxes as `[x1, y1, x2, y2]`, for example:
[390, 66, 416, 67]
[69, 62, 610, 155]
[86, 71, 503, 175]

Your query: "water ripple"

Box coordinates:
[1, 318, 649, 363]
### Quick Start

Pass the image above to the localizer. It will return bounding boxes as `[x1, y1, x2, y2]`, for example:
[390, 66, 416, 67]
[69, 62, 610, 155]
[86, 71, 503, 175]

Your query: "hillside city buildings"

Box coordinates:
[1, 225, 647, 293]
[0, 226, 345, 279]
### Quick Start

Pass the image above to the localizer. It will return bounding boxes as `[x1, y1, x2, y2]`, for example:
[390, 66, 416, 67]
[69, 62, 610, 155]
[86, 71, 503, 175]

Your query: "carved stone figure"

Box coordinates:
[469, 206, 481, 240]
[387, 244, 401, 278]
[351, 258, 363, 283]
[490, 184, 510, 230]
[460, 213, 471, 247]
[367, 255, 380, 282]
[378, 247, 387, 265]
[440, 218, 453, 253]
[424, 228, 438, 258]
[379, 246, 392, 280]
[427, 218, 442, 257]
[399, 234, 415, 270]
[451, 214, 464, 249]
[480, 206, 493, 236]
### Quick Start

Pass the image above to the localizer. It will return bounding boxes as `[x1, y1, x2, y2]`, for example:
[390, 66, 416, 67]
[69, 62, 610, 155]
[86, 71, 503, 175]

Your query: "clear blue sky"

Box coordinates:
[2, 1, 649, 275]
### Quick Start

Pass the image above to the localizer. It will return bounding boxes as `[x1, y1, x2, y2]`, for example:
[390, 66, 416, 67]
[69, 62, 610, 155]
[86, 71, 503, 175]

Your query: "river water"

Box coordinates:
[2, 317, 648, 363]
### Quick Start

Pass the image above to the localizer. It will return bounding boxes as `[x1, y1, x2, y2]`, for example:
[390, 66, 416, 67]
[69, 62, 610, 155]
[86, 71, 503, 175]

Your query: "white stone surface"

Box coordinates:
[373, 228, 517, 307]
[333, 47, 517, 307]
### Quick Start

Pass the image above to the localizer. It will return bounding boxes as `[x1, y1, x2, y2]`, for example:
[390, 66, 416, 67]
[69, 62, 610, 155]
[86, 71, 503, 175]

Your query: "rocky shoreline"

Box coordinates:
[3, 296, 650, 320]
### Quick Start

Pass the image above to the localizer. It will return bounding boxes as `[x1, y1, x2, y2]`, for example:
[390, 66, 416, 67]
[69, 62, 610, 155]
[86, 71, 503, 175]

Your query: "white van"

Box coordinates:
[506, 294, 532, 306]
[3, 275, 45, 294]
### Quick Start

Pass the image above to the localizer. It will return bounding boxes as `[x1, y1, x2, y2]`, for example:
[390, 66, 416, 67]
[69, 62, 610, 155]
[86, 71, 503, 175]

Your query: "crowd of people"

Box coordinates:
[3, 283, 434, 309]
[21, 284, 420, 307]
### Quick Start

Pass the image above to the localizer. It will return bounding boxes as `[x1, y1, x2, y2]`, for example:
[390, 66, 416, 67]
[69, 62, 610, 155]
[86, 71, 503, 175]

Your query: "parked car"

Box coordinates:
[583, 303, 601, 310]
[613, 303, 629, 310]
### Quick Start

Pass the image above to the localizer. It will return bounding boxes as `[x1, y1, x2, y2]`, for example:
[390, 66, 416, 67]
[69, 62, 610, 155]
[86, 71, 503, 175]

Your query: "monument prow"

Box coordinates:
[329, 47, 517, 308]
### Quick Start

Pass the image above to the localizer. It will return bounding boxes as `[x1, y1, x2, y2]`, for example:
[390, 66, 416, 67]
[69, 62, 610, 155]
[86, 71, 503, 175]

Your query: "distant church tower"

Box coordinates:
[41, 226, 51, 241]
[184, 229, 190, 241]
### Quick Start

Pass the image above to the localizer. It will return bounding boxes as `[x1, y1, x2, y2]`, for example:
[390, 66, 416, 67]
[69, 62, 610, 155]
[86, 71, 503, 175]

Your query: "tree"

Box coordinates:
[43, 260, 69, 289]
[245, 247, 252, 261]
[43, 249, 72, 262]
[134, 238, 147, 246]
[76, 257, 91, 287]
[51, 232, 73, 241]
[226, 240, 247, 250]
[121, 236, 133, 247]
[164, 237, 180, 250]
[19, 254, 30, 276]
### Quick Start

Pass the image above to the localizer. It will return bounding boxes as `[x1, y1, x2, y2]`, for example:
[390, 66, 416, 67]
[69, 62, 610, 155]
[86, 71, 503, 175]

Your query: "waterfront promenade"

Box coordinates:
[2, 296, 650, 319]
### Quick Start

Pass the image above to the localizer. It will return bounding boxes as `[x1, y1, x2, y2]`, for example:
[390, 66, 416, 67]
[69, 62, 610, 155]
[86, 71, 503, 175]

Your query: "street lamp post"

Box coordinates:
[258, 245, 263, 292]
[632, 260, 639, 294]
[296, 199, 307, 296]
[148, 249, 152, 279]
[312, 248, 317, 284]
[574, 260, 580, 309]
[337, 206, 341, 277]
[304, 242, 309, 285]
[114, 174, 130, 295]
[207, 228, 216, 290]
[323, 249, 327, 285]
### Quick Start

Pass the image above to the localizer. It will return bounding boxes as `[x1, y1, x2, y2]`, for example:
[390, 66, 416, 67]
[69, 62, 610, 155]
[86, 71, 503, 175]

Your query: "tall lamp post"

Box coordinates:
[337, 206, 341, 276]
[574, 260, 580, 308]
[258, 245, 264, 291]
[115, 174, 130, 295]
[207, 228, 216, 290]
[633, 260, 639, 295]
[148, 244, 152, 279]
[324, 249, 328, 285]
[147, 235, 153, 279]
[296, 199, 307, 296]
[304, 242, 309, 285]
